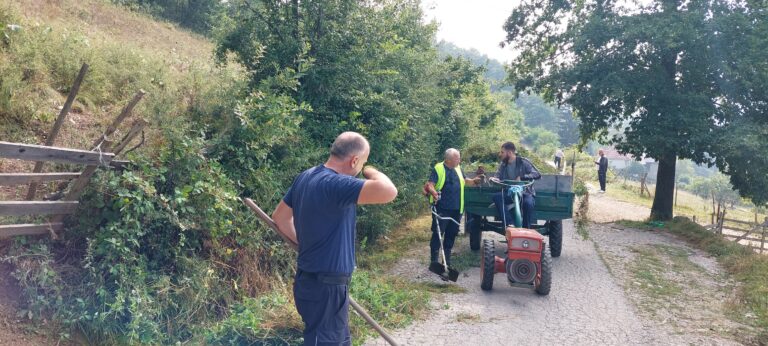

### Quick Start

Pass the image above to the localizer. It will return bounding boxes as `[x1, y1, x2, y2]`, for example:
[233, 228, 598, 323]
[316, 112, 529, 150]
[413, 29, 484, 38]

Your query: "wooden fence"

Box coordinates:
[0, 142, 115, 238]
[704, 210, 768, 254]
[0, 64, 146, 240]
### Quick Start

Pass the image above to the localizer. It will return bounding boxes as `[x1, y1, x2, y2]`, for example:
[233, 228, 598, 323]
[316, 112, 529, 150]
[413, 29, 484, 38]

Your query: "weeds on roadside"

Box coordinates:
[627, 217, 768, 343]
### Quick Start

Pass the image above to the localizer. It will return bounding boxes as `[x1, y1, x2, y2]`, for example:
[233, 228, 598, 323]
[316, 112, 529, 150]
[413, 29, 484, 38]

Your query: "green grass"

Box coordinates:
[622, 217, 768, 343]
[450, 248, 480, 272]
[410, 282, 467, 294]
[348, 271, 431, 345]
[628, 246, 683, 300]
[357, 215, 432, 271]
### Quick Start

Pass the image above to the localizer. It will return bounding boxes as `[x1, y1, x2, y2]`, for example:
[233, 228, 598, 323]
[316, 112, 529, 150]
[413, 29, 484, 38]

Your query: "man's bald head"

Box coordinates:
[443, 148, 461, 168]
[444, 148, 460, 160]
[330, 131, 370, 160]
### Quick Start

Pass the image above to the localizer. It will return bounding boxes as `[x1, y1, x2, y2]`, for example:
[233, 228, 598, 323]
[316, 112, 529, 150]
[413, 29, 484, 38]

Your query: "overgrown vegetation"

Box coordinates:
[0, 0, 545, 343]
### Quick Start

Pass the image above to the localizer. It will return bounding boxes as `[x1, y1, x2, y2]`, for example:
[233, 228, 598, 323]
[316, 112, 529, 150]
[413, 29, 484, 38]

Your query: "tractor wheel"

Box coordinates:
[481, 239, 495, 291]
[547, 220, 563, 258]
[467, 214, 481, 251]
[535, 245, 552, 296]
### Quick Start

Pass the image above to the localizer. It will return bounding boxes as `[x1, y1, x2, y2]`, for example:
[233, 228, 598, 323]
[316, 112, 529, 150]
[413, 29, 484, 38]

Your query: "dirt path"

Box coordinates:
[586, 183, 651, 223]
[366, 195, 757, 345]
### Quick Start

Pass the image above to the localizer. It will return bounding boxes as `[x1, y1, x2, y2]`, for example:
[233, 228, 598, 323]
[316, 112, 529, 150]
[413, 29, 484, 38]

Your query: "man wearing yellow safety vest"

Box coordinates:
[423, 148, 483, 269]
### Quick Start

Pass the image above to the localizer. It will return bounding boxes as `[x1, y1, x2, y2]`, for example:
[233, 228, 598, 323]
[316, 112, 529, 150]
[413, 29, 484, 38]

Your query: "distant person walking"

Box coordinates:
[595, 149, 608, 193]
[554, 148, 564, 171]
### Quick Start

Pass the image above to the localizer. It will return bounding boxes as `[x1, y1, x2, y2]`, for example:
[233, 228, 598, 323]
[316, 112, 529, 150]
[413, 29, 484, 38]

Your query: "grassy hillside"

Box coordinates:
[1, 0, 240, 148]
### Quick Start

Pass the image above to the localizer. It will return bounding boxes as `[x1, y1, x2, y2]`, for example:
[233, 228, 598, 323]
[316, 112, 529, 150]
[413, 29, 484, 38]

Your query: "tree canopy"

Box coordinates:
[504, 0, 768, 219]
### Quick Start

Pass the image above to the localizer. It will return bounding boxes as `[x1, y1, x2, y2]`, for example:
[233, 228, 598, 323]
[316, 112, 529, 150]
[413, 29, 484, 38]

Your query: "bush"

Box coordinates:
[4, 133, 297, 343]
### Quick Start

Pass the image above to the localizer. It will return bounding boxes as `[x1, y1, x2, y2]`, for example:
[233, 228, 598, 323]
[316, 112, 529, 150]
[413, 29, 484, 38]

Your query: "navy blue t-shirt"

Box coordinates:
[428, 163, 464, 211]
[283, 165, 365, 275]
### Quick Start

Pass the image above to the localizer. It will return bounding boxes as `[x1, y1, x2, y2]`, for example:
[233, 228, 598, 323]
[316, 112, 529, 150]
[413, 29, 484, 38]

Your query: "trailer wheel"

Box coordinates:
[547, 220, 563, 258]
[467, 214, 481, 251]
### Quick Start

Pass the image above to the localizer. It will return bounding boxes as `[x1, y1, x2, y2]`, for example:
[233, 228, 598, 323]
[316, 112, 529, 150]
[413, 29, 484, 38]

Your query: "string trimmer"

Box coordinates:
[427, 199, 461, 282]
[241, 198, 399, 346]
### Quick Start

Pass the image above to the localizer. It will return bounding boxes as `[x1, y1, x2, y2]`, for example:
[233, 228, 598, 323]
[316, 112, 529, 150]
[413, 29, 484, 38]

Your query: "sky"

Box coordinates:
[420, 0, 520, 63]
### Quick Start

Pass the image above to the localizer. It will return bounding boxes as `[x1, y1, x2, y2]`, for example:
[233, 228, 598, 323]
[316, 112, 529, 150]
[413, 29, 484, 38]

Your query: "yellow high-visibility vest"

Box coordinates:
[431, 162, 465, 213]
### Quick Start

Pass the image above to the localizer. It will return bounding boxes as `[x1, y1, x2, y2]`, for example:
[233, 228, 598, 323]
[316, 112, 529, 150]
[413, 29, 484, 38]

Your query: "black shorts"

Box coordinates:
[294, 271, 351, 346]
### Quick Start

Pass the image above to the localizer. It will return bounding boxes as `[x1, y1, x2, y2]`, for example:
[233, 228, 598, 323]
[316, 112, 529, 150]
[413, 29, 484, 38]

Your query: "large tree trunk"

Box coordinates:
[651, 155, 676, 220]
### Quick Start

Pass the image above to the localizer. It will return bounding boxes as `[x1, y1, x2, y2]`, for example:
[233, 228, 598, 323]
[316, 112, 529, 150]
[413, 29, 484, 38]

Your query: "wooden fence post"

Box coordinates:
[26, 63, 89, 200]
[761, 217, 767, 254]
[91, 90, 145, 150]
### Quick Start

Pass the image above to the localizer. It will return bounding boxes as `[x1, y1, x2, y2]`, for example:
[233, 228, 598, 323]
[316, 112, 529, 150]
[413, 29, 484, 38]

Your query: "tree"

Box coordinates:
[503, 0, 767, 220]
[707, 2, 768, 205]
[436, 41, 508, 91]
[523, 126, 559, 158]
[216, 0, 504, 239]
[515, 93, 580, 147]
[689, 174, 740, 215]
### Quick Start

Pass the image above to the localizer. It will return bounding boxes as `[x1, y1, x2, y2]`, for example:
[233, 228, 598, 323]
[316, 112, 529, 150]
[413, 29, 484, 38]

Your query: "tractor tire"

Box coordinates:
[467, 214, 481, 251]
[535, 245, 552, 296]
[481, 239, 495, 291]
[547, 220, 563, 258]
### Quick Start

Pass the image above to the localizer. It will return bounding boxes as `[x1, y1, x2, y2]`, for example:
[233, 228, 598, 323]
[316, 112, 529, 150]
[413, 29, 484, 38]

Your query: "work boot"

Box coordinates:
[428, 250, 442, 273]
[430, 249, 439, 265]
[444, 252, 452, 269]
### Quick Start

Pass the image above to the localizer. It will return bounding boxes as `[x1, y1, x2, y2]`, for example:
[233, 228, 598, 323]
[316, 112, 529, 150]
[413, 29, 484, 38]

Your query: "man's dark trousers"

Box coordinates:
[598, 173, 607, 192]
[294, 271, 351, 346]
[430, 207, 461, 266]
[492, 192, 536, 228]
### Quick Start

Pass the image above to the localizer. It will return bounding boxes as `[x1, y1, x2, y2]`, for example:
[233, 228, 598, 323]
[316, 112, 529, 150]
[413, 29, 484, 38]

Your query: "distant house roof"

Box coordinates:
[601, 147, 633, 161]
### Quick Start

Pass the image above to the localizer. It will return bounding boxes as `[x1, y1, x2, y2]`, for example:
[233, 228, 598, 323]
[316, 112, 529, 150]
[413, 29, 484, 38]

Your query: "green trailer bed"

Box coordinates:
[463, 175, 575, 256]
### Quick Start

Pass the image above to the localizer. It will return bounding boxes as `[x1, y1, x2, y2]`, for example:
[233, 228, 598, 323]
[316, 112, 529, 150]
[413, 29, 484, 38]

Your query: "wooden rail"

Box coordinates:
[0, 173, 80, 185]
[0, 223, 64, 239]
[0, 141, 114, 166]
[0, 201, 79, 216]
[722, 218, 757, 226]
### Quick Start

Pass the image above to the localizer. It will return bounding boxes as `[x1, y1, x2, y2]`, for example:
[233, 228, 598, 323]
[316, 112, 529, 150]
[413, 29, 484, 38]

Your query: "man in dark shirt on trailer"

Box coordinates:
[489, 141, 542, 229]
[272, 132, 398, 346]
[423, 148, 482, 270]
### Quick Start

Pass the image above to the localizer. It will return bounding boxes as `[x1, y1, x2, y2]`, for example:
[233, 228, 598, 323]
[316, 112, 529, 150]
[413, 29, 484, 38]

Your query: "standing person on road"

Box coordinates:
[423, 148, 482, 270]
[272, 132, 398, 346]
[490, 142, 542, 228]
[554, 148, 564, 171]
[595, 149, 608, 193]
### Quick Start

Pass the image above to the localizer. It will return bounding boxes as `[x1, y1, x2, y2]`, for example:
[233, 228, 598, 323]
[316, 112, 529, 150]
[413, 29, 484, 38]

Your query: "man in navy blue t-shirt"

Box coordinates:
[272, 132, 398, 346]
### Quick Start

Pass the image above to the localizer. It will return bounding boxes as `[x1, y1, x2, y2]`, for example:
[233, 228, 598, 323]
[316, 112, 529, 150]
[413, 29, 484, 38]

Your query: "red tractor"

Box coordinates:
[478, 180, 552, 295]
[480, 227, 551, 295]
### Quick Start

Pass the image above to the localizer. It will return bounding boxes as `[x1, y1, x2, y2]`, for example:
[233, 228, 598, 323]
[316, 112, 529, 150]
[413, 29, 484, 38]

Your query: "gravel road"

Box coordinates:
[365, 217, 754, 345]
